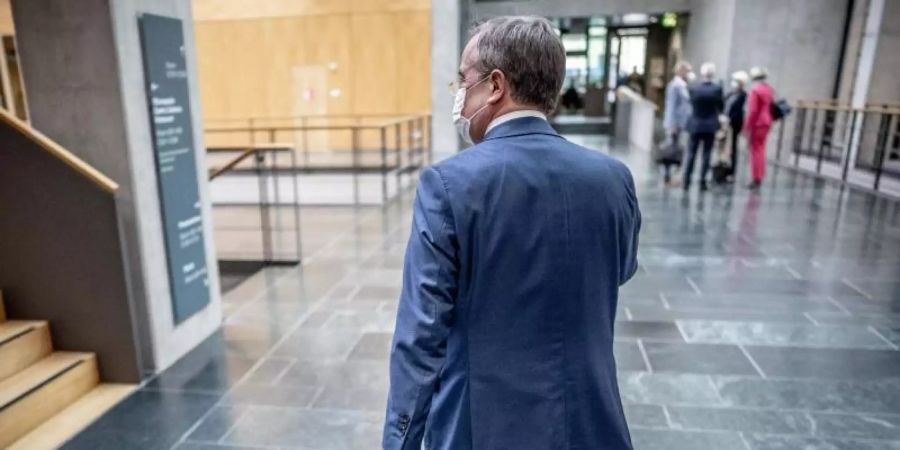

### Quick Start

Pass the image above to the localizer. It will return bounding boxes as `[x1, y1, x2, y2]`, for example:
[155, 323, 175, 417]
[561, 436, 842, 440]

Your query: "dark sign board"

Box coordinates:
[139, 14, 210, 323]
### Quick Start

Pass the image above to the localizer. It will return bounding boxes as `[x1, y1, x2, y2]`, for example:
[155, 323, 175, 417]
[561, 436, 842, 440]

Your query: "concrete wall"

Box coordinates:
[836, 0, 869, 102]
[682, 0, 735, 81]
[110, 0, 222, 373]
[866, 0, 900, 103]
[11, 0, 221, 376]
[470, 0, 690, 19]
[431, 0, 462, 160]
[729, 0, 849, 101]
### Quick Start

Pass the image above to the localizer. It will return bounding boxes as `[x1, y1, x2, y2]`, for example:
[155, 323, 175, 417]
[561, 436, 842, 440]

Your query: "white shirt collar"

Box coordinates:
[485, 110, 547, 134]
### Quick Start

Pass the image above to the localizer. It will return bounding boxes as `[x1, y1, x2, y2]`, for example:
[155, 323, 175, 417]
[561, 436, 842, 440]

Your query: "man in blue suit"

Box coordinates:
[384, 16, 641, 450]
[683, 62, 725, 191]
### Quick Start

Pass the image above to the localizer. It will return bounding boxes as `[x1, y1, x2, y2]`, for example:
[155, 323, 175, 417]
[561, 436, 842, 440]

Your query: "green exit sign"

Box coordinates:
[662, 12, 678, 28]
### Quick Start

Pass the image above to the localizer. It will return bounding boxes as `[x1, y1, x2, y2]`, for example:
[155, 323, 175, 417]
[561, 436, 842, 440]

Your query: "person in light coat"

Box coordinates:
[661, 61, 692, 185]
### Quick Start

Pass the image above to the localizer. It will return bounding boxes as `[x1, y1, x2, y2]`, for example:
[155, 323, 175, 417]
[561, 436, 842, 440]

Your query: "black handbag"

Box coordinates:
[655, 139, 683, 164]
[771, 98, 791, 121]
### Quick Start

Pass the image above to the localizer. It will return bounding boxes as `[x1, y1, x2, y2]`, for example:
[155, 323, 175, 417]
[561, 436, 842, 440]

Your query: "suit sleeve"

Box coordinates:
[619, 167, 642, 286]
[383, 167, 459, 450]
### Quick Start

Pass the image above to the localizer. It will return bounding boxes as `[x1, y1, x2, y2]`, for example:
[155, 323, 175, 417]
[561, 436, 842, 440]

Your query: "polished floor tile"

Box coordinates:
[643, 342, 760, 376]
[630, 429, 748, 450]
[61, 390, 220, 450]
[69, 138, 900, 449]
[745, 346, 900, 380]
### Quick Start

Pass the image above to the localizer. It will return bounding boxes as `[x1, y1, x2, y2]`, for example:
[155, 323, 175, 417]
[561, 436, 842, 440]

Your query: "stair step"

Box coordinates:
[0, 321, 52, 382]
[7, 383, 135, 450]
[0, 352, 99, 448]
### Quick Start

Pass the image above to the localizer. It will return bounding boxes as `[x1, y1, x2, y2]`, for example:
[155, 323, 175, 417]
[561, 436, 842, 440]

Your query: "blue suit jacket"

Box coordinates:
[384, 117, 641, 450]
[687, 80, 725, 134]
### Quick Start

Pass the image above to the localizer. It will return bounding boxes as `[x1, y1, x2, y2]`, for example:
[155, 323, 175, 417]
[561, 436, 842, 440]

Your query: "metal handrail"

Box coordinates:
[205, 114, 430, 134]
[208, 147, 256, 181]
[207, 144, 303, 264]
[205, 113, 432, 206]
[793, 100, 900, 115]
[774, 99, 900, 196]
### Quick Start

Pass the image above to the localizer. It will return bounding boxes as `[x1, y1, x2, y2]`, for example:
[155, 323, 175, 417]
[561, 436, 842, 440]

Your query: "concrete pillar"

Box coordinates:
[845, 0, 885, 171]
[851, 0, 885, 107]
[431, 0, 463, 160]
[11, 0, 221, 376]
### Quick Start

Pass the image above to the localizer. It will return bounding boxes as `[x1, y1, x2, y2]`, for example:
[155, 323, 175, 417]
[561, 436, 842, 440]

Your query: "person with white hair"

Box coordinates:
[384, 16, 641, 450]
[743, 66, 775, 190]
[684, 62, 724, 191]
[724, 70, 749, 182]
[661, 61, 692, 185]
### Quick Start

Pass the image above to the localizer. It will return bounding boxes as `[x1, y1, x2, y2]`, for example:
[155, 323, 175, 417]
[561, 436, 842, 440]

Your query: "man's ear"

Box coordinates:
[487, 69, 506, 105]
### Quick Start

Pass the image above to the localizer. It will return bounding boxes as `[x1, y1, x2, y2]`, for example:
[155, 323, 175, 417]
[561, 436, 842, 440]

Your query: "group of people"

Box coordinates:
[662, 61, 776, 191]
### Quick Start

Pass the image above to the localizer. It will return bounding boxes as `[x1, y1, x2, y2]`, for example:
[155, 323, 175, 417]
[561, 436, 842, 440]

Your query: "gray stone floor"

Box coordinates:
[65, 136, 900, 450]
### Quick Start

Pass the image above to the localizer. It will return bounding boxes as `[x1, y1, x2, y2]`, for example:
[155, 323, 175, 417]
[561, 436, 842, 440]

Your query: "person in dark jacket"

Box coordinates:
[723, 71, 748, 182]
[684, 62, 724, 191]
[384, 16, 641, 450]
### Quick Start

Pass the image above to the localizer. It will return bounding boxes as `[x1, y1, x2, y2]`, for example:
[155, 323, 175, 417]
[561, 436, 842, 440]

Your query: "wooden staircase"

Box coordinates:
[0, 291, 133, 449]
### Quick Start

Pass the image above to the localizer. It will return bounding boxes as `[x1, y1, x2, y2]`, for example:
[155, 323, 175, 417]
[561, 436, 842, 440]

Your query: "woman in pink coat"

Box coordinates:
[743, 66, 774, 190]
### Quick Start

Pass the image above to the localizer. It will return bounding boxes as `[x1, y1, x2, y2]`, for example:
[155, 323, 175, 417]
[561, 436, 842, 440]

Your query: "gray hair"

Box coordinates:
[470, 16, 566, 113]
[750, 66, 768, 80]
[674, 61, 692, 73]
[700, 62, 716, 79]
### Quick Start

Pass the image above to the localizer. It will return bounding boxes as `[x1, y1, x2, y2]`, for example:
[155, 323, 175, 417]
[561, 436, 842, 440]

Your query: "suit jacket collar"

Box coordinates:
[481, 116, 561, 142]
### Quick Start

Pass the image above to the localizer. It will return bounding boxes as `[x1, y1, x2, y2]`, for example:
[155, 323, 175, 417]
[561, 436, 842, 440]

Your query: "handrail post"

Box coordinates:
[841, 110, 857, 183]
[255, 148, 273, 264]
[427, 114, 433, 165]
[417, 116, 424, 169]
[816, 114, 827, 174]
[395, 123, 402, 192]
[271, 148, 282, 262]
[407, 118, 415, 164]
[873, 111, 891, 191]
[381, 127, 388, 205]
[301, 116, 309, 167]
[289, 146, 303, 261]
[352, 128, 360, 205]
[793, 107, 806, 167]
[775, 117, 786, 162]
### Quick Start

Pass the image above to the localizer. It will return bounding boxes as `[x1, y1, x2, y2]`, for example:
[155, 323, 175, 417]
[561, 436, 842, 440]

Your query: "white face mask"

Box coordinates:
[452, 77, 490, 146]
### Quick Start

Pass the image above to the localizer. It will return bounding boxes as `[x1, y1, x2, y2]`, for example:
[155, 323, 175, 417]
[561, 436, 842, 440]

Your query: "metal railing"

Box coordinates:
[208, 145, 302, 265]
[205, 113, 432, 205]
[773, 100, 900, 194]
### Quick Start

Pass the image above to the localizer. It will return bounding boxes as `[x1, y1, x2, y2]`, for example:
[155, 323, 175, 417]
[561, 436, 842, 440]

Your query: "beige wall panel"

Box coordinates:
[193, 0, 429, 22]
[394, 11, 430, 114]
[195, 4, 431, 152]
[302, 14, 353, 117]
[350, 12, 398, 115]
[194, 0, 352, 22]
[0, 0, 12, 35]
